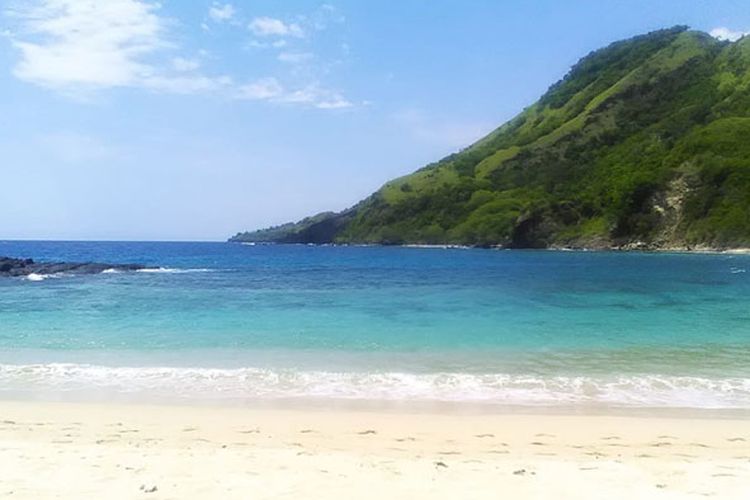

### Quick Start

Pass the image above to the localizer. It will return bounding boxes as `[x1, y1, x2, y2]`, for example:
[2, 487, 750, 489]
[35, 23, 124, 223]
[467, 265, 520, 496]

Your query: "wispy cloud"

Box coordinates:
[236, 77, 283, 100]
[172, 57, 200, 72]
[710, 27, 748, 42]
[248, 17, 304, 38]
[277, 51, 313, 64]
[237, 79, 353, 109]
[6, 0, 227, 93]
[208, 2, 235, 23]
[4, 0, 356, 109]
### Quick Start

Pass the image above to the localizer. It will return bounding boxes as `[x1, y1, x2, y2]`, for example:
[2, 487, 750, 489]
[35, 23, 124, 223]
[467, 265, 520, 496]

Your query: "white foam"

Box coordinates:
[1, 363, 749, 408]
[136, 268, 212, 274]
[24, 273, 63, 281]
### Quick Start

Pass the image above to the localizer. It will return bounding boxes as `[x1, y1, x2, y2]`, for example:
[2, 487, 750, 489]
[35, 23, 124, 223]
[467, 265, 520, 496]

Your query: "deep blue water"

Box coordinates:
[0, 241, 749, 408]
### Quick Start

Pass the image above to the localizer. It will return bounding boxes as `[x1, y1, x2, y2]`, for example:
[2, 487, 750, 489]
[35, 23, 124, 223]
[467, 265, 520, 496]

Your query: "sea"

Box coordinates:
[1, 240, 749, 410]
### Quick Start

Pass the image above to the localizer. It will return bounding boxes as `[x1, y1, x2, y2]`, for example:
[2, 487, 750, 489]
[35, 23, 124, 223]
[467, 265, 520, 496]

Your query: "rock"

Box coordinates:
[0, 256, 151, 278]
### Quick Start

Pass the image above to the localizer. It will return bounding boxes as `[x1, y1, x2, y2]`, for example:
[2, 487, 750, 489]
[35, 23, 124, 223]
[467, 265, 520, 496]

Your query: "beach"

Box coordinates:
[1, 243, 749, 498]
[1, 400, 749, 499]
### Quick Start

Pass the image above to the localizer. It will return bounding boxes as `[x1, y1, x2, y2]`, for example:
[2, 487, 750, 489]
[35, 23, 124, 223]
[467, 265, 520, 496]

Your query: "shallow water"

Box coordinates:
[0, 241, 748, 408]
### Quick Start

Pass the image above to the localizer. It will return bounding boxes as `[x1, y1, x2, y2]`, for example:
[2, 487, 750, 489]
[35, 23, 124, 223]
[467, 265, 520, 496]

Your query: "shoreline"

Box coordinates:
[228, 240, 750, 254]
[1, 399, 749, 499]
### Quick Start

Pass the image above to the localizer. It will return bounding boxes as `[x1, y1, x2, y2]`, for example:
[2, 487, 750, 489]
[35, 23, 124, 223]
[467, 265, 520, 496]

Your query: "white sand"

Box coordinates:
[1, 401, 749, 499]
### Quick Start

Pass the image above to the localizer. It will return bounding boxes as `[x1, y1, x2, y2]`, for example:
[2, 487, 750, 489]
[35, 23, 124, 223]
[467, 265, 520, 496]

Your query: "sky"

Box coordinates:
[0, 0, 749, 241]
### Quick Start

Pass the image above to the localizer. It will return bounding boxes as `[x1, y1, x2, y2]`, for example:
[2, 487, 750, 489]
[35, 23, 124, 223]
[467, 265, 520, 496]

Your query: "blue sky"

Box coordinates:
[0, 0, 748, 241]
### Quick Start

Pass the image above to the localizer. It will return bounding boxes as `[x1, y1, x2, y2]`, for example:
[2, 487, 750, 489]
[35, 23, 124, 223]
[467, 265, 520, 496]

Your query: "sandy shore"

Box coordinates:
[1, 401, 749, 499]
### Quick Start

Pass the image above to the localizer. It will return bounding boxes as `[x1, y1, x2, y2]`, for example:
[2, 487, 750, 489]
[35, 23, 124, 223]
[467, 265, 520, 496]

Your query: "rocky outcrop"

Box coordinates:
[0, 256, 149, 278]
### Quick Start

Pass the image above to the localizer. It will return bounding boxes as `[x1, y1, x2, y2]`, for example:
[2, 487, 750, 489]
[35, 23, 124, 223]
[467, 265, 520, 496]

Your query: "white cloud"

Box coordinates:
[309, 4, 345, 31]
[236, 80, 352, 109]
[316, 96, 354, 109]
[7, 0, 228, 94]
[172, 57, 200, 72]
[208, 3, 235, 23]
[710, 27, 748, 42]
[4, 0, 356, 110]
[10, 0, 164, 89]
[247, 39, 287, 50]
[277, 51, 313, 64]
[276, 85, 352, 109]
[248, 17, 303, 38]
[236, 77, 283, 100]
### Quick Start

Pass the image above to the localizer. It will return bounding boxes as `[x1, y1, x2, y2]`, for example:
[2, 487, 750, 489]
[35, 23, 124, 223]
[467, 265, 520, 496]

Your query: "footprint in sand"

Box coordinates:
[238, 429, 260, 434]
[299, 429, 316, 434]
[513, 469, 536, 476]
[650, 441, 673, 447]
[530, 441, 546, 446]
[475, 434, 494, 438]
[357, 430, 377, 435]
[395, 437, 417, 442]
[727, 437, 746, 442]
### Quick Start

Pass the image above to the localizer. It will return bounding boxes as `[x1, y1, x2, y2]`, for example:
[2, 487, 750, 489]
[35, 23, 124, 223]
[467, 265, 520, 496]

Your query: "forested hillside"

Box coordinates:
[231, 27, 750, 249]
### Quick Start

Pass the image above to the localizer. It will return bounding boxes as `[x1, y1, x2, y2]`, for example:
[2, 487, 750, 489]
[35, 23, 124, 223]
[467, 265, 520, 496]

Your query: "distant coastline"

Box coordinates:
[229, 239, 750, 255]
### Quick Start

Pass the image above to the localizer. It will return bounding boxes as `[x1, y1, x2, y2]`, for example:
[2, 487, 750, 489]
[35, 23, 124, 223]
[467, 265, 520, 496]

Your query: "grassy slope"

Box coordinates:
[233, 27, 750, 248]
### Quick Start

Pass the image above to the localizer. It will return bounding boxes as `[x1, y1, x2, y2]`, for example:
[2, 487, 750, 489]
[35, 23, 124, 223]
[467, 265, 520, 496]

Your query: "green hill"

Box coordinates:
[230, 27, 750, 250]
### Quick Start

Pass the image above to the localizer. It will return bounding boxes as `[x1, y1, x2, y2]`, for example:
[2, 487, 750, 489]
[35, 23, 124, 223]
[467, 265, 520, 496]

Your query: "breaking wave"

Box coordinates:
[136, 268, 212, 274]
[1, 363, 749, 409]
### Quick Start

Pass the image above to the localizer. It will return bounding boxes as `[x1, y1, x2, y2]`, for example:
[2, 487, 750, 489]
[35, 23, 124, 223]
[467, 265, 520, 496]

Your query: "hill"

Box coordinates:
[230, 27, 750, 250]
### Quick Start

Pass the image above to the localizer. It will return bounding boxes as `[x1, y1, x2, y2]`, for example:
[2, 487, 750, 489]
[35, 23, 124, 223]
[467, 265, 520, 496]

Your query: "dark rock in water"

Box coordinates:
[0, 256, 149, 278]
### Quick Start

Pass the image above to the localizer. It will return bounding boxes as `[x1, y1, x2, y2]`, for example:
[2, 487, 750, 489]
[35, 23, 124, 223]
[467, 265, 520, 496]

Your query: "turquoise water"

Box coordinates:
[1, 241, 749, 408]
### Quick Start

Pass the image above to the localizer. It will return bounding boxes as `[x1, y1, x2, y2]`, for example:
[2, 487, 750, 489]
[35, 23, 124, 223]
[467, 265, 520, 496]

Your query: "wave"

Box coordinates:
[1, 363, 749, 408]
[135, 267, 212, 274]
[24, 273, 63, 282]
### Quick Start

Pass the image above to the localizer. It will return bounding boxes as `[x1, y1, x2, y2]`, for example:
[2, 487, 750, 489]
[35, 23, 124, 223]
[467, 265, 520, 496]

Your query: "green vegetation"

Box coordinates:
[231, 27, 750, 249]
